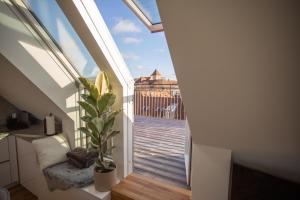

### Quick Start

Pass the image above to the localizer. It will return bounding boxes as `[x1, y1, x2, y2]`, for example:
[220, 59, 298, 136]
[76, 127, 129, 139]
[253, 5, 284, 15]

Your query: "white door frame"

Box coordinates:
[56, 0, 134, 178]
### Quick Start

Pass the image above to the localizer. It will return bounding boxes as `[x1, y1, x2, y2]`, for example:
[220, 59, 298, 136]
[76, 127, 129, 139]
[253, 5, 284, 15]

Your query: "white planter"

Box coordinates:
[94, 168, 117, 192]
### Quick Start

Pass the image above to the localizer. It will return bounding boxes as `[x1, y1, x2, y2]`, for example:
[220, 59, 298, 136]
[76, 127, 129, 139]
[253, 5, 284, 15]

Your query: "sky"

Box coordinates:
[25, 0, 175, 80]
[96, 0, 176, 80]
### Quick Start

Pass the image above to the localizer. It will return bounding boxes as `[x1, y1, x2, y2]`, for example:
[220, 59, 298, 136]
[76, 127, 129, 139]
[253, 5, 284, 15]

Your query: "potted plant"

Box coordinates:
[78, 71, 121, 192]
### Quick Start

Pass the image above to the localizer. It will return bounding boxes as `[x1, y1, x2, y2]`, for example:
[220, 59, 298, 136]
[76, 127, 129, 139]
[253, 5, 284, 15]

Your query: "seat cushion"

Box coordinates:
[43, 161, 94, 191]
[32, 134, 70, 170]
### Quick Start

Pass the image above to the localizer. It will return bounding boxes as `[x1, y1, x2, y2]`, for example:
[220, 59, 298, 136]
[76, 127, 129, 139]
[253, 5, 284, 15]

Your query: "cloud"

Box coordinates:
[123, 37, 142, 44]
[112, 19, 141, 34]
[155, 48, 165, 53]
[136, 65, 146, 70]
[122, 53, 139, 61]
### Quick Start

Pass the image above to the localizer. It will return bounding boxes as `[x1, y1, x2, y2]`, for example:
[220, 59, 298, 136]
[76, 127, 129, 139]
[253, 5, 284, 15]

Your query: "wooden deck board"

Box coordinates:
[133, 116, 188, 188]
[112, 173, 191, 200]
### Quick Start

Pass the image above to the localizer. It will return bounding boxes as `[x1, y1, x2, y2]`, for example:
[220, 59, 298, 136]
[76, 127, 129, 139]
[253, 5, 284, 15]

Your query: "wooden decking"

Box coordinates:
[112, 173, 191, 200]
[133, 116, 188, 188]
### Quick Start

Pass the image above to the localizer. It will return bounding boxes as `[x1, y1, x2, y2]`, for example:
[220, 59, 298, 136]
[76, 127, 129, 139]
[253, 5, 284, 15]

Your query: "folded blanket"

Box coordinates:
[68, 157, 96, 169]
[66, 147, 98, 169]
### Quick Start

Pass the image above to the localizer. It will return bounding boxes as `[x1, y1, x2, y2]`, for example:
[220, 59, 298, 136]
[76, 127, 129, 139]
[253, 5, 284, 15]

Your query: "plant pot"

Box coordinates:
[94, 167, 117, 192]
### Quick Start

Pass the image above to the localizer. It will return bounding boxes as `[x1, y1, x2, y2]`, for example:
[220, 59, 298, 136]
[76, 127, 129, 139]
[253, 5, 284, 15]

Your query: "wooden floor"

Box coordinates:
[133, 116, 188, 188]
[112, 173, 191, 200]
[8, 185, 37, 200]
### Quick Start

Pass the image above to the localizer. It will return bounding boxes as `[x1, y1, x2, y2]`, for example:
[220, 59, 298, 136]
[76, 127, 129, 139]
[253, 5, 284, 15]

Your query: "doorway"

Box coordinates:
[133, 77, 191, 189]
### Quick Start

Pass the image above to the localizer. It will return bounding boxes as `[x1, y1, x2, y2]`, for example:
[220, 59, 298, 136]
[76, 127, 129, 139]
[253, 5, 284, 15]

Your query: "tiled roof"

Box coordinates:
[151, 69, 161, 76]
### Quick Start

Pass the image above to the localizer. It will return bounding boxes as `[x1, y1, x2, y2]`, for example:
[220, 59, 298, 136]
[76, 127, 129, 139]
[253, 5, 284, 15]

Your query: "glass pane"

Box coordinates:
[132, 0, 161, 25]
[24, 0, 100, 78]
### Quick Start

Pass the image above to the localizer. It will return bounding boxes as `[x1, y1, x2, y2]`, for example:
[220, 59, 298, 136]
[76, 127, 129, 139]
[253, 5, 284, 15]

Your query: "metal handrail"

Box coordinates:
[134, 84, 186, 120]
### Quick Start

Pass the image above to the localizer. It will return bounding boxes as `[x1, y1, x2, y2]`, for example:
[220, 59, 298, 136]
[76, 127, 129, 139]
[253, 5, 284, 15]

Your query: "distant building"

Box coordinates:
[134, 70, 185, 120]
[135, 69, 177, 85]
[134, 69, 179, 97]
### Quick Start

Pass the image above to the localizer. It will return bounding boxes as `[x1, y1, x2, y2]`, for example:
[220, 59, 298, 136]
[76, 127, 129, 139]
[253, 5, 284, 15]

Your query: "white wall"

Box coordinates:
[192, 145, 231, 200]
[0, 53, 72, 135]
[158, 0, 300, 185]
[0, 0, 80, 147]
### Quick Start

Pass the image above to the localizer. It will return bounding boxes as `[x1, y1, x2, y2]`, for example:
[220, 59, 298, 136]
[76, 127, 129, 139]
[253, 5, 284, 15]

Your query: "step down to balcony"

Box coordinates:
[111, 173, 191, 200]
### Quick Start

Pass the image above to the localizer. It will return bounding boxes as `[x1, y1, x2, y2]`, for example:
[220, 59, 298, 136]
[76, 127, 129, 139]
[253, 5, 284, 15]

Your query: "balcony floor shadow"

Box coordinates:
[133, 116, 189, 189]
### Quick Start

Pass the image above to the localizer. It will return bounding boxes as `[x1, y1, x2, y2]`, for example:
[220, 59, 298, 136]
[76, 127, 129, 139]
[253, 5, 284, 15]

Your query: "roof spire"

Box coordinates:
[151, 69, 161, 76]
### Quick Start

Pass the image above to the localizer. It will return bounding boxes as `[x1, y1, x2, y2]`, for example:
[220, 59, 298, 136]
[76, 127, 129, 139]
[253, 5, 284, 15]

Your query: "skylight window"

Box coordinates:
[132, 0, 161, 25]
[23, 0, 100, 78]
[123, 0, 163, 32]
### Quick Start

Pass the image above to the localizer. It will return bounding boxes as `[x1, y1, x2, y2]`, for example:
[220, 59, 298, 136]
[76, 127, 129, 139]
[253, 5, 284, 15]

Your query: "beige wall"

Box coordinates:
[158, 0, 300, 184]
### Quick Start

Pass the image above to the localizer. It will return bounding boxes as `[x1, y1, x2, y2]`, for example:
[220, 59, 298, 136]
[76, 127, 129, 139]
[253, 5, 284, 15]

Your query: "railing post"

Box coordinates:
[134, 84, 186, 120]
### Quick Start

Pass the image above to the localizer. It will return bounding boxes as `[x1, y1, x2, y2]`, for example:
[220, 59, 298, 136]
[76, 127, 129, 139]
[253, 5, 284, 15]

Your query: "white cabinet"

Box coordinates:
[8, 135, 18, 183]
[0, 137, 10, 187]
[0, 162, 11, 187]
[0, 135, 18, 187]
[17, 137, 39, 184]
[17, 137, 42, 196]
[0, 137, 9, 162]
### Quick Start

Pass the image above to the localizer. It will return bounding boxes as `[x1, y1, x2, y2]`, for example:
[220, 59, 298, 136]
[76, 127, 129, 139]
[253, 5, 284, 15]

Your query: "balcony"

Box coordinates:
[134, 84, 186, 120]
[133, 84, 188, 188]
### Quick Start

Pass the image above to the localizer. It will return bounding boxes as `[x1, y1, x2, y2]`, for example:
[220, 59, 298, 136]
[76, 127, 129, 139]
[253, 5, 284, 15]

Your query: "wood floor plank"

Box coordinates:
[112, 173, 191, 200]
[8, 185, 37, 200]
[134, 156, 186, 174]
[133, 116, 188, 189]
[134, 154, 186, 169]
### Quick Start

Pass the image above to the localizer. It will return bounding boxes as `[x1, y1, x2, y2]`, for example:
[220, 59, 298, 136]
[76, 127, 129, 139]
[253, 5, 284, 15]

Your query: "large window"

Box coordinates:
[23, 0, 100, 78]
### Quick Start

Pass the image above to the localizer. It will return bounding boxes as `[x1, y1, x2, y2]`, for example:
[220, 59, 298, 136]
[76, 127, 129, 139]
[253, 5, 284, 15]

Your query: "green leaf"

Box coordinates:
[79, 127, 98, 142]
[90, 146, 98, 152]
[107, 93, 116, 107]
[79, 77, 93, 93]
[90, 135, 99, 145]
[95, 159, 105, 171]
[79, 77, 99, 100]
[101, 160, 116, 172]
[78, 127, 90, 135]
[90, 85, 99, 101]
[81, 115, 92, 123]
[104, 146, 116, 156]
[78, 101, 97, 117]
[90, 138, 99, 148]
[81, 94, 97, 107]
[102, 117, 115, 135]
[106, 131, 120, 141]
[90, 140, 99, 149]
[80, 94, 89, 101]
[87, 121, 98, 134]
[97, 93, 116, 114]
[88, 117, 104, 134]
[105, 109, 121, 123]
[103, 71, 112, 92]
